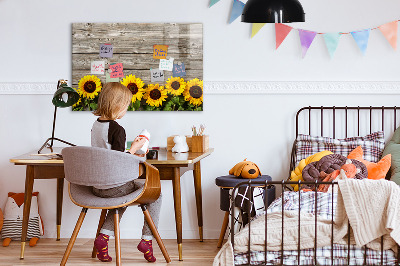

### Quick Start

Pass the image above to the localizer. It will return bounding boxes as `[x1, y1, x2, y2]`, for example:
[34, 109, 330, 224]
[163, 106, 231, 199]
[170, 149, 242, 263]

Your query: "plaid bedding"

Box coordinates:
[234, 191, 397, 265]
[294, 131, 385, 166]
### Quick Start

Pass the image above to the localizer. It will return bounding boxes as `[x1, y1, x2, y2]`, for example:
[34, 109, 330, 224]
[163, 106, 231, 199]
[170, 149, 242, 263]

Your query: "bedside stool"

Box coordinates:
[215, 175, 275, 248]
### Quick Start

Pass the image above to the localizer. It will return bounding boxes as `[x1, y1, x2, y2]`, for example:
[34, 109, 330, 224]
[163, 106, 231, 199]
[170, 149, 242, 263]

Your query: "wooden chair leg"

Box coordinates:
[91, 209, 108, 258]
[141, 205, 171, 263]
[217, 211, 230, 248]
[114, 210, 121, 266]
[60, 208, 88, 266]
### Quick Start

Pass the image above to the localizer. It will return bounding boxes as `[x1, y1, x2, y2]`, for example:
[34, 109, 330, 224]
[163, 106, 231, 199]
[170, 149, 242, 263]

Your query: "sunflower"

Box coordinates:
[183, 78, 203, 106]
[165, 77, 186, 96]
[121, 74, 145, 102]
[78, 75, 102, 99]
[143, 84, 168, 107]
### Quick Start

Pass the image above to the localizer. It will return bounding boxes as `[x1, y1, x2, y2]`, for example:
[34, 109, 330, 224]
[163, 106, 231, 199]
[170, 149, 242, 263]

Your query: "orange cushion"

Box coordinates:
[348, 146, 391, 180]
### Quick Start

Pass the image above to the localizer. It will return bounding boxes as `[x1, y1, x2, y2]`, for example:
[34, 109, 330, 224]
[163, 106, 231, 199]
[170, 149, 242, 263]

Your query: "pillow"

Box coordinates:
[348, 146, 391, 180]
[295, 131, 385, 166]
[382, 126, 400, 184]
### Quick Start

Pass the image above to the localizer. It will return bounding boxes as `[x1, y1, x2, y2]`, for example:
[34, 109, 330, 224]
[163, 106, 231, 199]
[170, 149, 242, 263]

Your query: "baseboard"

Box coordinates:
[1, 81, 400, 94]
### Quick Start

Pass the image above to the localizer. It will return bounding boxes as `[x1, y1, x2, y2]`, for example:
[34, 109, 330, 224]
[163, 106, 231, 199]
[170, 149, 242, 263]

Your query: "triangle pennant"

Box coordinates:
[351, 29, 370, 55]
[229, 0, 245, 24]
[275, 23, 293, 49]
[251, 23, 266, 38]
[323, 33, 341, 58]
[378, 21, 398, 50]
[209, 0, 220, 7]
[298, 29, 317, 58]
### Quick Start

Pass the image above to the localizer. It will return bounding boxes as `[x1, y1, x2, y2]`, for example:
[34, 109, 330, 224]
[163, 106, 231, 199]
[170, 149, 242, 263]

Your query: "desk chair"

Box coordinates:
[60, 146, 171, 265]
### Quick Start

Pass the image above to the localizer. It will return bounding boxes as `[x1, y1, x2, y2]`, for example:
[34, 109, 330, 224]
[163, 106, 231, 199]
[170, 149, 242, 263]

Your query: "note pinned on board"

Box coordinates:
[99, 44, 113, 58]
[159, 57, 174, 71]
[91, 61, 105, 75]
[106, 72, 120, 82]
[109, 63, 124, 78]
[173, 62, 186, 77]
[153, 45, 169, 59]
[151, 68, 165, 82]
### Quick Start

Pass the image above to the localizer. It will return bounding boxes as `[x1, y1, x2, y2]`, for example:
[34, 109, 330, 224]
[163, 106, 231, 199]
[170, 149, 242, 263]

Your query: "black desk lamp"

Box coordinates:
[38, 79, 80, 154]
[242, 0, 305, 23]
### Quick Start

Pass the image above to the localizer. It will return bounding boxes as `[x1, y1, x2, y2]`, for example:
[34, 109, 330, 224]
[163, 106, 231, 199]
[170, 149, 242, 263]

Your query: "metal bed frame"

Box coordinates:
[230, 106, 400, 266]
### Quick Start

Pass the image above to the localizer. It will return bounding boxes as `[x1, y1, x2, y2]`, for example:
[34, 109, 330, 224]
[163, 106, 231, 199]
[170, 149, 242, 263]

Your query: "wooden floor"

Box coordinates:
[0, 239, 221, 265]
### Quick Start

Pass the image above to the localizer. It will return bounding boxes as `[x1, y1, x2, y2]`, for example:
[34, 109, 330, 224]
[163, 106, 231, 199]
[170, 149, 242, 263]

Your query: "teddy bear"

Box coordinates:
[172, 135, 189, 153]
[1, 192, 44, 247]
[229, 159, 261, 179]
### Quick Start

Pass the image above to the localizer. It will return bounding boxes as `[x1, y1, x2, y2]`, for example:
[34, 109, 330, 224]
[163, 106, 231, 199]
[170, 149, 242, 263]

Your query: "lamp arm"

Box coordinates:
[50, 105, 58, 148]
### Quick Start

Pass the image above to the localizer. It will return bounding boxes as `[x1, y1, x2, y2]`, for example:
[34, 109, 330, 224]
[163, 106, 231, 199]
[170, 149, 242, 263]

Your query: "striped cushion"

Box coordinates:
[1, 217, 41, 240]
[295, 131, 385, 166]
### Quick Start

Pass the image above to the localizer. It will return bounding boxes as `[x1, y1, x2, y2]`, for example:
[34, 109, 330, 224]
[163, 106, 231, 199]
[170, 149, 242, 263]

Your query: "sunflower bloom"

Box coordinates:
[144, 84, 168, 107]
[165, 77, 186, 96]
[183, 78, 203, 106]
[121, 74, 145, 102]
[78, 75, 102, 99]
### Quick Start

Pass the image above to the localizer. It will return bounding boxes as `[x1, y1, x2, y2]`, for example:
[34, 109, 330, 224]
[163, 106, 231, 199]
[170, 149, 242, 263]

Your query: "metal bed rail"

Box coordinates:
[230, 180, 400, 266]
[289, 106, 400, 183]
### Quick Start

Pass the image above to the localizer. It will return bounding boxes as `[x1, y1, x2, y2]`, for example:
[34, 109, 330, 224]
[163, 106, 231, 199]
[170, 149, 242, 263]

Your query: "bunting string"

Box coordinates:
[209, 0, 400, 58]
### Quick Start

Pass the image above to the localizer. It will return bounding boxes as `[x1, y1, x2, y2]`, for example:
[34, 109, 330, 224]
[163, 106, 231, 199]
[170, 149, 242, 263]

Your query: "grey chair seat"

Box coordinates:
[69, 180, 145, 208]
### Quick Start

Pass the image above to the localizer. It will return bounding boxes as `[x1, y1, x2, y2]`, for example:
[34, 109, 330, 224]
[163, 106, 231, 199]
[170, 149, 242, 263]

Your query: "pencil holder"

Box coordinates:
[191, 135, 209, 153]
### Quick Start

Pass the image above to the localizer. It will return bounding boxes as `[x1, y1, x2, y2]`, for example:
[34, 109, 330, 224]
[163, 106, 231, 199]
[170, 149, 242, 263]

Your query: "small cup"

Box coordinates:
[146, 150, 158, 160]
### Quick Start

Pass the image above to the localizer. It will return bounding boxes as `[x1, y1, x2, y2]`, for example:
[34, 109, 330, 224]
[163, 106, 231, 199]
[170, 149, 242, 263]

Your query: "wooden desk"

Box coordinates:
[10, 147, 213, 261]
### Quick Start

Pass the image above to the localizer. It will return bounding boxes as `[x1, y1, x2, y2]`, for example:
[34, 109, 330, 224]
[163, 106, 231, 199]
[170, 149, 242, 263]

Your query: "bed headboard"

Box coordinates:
[290, 106, 400, 179]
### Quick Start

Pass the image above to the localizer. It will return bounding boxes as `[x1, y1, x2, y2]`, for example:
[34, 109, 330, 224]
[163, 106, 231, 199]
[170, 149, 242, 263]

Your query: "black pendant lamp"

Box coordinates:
[242, 0, 305, 23]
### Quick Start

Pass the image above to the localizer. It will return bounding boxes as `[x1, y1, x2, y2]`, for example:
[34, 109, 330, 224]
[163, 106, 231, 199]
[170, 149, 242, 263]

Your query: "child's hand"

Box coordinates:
[134, 149, 149, 157]
[129, 137, 147, 155]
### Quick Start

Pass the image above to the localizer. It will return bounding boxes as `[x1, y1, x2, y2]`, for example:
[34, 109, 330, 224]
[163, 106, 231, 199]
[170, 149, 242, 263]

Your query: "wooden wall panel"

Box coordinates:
[71, 23, 203, 88]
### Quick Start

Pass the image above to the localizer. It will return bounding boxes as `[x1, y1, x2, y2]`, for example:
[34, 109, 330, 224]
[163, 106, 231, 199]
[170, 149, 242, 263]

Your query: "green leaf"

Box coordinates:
[133, 100, 141, 110]
[171, 96, 180, 105]
[89, 103, 98, 110]
[178, 106, 185, 111]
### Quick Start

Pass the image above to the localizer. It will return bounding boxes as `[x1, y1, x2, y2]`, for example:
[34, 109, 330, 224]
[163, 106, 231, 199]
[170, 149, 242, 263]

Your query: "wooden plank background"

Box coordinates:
[71, 23, 203, 88]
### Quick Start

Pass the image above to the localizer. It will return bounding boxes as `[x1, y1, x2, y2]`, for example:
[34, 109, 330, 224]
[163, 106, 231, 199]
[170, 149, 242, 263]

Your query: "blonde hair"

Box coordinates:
[93, 82, 132, 120]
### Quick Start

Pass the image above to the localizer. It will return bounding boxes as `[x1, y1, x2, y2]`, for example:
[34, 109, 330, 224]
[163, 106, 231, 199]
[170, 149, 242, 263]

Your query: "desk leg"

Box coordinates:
[193, 161, 203, 242]
[56, 178, 64, 241]
[20, 165, 34, 259]
[172, 167, 183, 261]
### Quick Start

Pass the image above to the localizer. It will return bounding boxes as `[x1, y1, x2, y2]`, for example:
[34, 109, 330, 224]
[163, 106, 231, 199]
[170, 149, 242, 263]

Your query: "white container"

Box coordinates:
[136, 129, 150, 154]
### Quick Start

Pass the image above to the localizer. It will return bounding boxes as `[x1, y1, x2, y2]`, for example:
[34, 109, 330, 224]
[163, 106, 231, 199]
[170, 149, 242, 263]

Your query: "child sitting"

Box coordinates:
[91, 82, 161, 263]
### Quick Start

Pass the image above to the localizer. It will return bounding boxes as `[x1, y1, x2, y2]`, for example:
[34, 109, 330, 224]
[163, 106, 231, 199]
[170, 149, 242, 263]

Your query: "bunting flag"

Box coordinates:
[323, 33, 341, 58]
[378, 21, 398, 50]
[229, 0, 245, 24]
[251, 23, 266, 38]
[209, 0, 220, 7]
[351, 29, 370, 55]
[275, 23, 293, 49]
[298, 30, 317, 58]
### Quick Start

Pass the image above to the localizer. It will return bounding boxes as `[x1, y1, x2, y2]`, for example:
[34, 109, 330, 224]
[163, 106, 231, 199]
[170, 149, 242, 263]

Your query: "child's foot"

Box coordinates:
[137, 239, 156, 262]
[94, 233, 112, 262]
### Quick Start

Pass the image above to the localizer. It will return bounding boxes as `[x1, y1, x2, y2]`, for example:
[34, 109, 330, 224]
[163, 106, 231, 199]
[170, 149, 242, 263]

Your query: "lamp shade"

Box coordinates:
[241, 0, 305, 23]
[52, 84, 80, 108]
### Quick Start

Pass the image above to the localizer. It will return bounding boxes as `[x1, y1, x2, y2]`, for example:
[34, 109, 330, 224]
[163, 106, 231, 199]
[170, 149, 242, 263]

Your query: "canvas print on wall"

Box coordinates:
[72, 23, 203, 111]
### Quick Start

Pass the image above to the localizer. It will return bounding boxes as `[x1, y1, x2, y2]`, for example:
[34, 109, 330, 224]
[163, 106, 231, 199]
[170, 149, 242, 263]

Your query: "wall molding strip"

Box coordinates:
[0, 81, 399, 95]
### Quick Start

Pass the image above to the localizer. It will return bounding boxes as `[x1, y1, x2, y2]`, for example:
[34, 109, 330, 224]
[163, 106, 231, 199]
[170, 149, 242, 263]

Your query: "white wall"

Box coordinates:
[1, 0, 400, 240]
